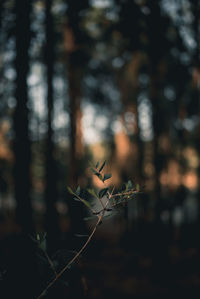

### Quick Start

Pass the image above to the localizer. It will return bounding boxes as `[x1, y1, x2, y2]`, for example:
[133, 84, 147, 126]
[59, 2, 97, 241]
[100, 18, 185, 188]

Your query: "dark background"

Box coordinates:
[0, 0, 200, 298]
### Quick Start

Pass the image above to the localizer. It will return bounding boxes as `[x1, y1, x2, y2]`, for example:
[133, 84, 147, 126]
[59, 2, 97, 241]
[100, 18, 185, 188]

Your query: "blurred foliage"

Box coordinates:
[0, 1, 200, 298]
[0, 0, 199, 247]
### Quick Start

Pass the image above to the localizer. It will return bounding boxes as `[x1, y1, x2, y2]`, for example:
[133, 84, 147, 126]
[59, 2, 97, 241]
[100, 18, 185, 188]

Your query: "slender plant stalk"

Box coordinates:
[111, 189, 138, 198]
[36, 215, 103, 299]
[36, 163, 138, 298]
[43, 250, 57, 277]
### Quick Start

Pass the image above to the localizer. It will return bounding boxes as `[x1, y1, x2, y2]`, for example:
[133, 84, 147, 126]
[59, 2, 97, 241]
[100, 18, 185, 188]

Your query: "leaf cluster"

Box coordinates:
[35, 160, 141, 298]
[67, 160, 140, 219]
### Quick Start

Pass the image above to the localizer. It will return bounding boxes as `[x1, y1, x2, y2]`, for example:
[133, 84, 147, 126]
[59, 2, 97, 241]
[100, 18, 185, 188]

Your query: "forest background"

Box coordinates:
[0, 0, 200, 298]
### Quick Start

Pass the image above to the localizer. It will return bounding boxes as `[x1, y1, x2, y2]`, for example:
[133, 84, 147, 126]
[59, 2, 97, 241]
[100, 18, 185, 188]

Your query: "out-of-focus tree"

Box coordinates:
[61, 0, 91, 239]
[13, 0, 34, 233]
[44, 0, 60, 252]
[64, 0, 90, 188]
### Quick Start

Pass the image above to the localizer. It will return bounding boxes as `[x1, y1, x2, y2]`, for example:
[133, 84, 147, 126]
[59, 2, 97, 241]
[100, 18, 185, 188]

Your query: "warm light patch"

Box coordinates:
[0, 121, 13, 161]
[160, 160, 181, 190]
[182, 170, 198, 190]
[183, 146, 199, 169]
[114, 130, 132, 165]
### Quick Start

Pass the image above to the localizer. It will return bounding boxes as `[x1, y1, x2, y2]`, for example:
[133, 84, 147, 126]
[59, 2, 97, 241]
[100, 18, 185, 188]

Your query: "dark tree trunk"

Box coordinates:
[145, 0, 169, 222]
[0, 1, 3, 29]
[149, 71, 162, 221]
[44, 0, 59, 252]
[13, 0, 34, 233]
[68, 57, 83, 188]
[191, 1, 200, 226]
[63, 21, 87, 239]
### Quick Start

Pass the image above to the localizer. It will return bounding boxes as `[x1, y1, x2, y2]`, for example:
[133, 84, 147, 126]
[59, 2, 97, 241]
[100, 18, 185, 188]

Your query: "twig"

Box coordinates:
[111, 189, 138, 198]
[92, 189, 136, 215]
[43, 250, 57, 277]
[36, 172, 138, 298]
[36, 214, 103, 299]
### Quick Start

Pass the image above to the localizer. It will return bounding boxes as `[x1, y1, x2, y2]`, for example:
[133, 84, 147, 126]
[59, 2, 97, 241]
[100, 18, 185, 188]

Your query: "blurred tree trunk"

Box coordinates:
[146, 1, 169, 222]
[192, 1, 200, 118]
[0, 1, 3, 30]
[44, 0, 59, 252]
[63, 23, 87, 240]
[64, 23, 84, 189]
[191, 0, 200, 225]
[118, 52, 143, 182]
[63, 1, 89, 189]
[68, 57, 83, 188]
[192, 0, 200, 73]
[149, 69, 162, 221]
[13, 0, 34, 233]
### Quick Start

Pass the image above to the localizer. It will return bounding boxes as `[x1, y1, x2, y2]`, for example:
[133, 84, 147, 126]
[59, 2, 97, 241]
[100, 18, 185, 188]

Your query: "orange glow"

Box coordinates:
[182, 171, 198, 190]
[159, 134, 171, 153]
[0, 121, 13, 161]
[192, 67, 200, 88]
[160, 171, 168, 186]
[160, 160, 181, 190]
[114, 130, 132, 165]
[144, 162, 155, 177]
[182, 146, 199, 168]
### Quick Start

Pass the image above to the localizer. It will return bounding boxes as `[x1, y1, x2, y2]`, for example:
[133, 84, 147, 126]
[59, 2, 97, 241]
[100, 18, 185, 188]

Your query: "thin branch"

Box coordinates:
[36, 170, 139, 298]
[43, 250, 57, 277]
[111, 189, 138, 198]
[92, 189, 137, 215]
[36, 215, 103, 299]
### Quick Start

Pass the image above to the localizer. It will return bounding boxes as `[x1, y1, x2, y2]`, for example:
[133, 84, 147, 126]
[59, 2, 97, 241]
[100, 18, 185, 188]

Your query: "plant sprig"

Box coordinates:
[36, 161, 140, 299]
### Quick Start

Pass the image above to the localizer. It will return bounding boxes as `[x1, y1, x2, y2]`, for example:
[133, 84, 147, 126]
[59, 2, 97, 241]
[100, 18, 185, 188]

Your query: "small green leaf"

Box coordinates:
[127, 180, 133, 190]
[84, 216, 97, 221]
[87, 188, 98, 198]
[103, 173, 112, 182]
[75, 234, 89, 238]
[81, 199, 92, 209]
[39, 239, 46, 251]
[99, 160, 106, 172]
[73, 197, 80, 202]
[99, 188, 108, 198]
[95, 161, 99, 169]
[75, 186, 81, 196]
[40, 232, 47, 243]
[96, 172, 103, 181]
[90, 168, 98, 175]
[136, 184, 140, 192]
[67, 186, 74, 195]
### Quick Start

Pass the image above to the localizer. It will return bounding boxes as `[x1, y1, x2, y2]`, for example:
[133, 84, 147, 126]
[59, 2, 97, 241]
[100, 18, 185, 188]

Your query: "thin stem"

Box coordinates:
[93, 189, 137, 215]
[36, 177, 139, 298]
[98, 196, 105, 210]
[111, 190, 138, 198]
[36, 215, 103, 299]
[43, 250, 57, 277]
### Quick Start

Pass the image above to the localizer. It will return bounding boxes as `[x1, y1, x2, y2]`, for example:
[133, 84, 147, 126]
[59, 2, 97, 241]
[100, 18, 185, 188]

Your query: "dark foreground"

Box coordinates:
[0, 216, 200, 299]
